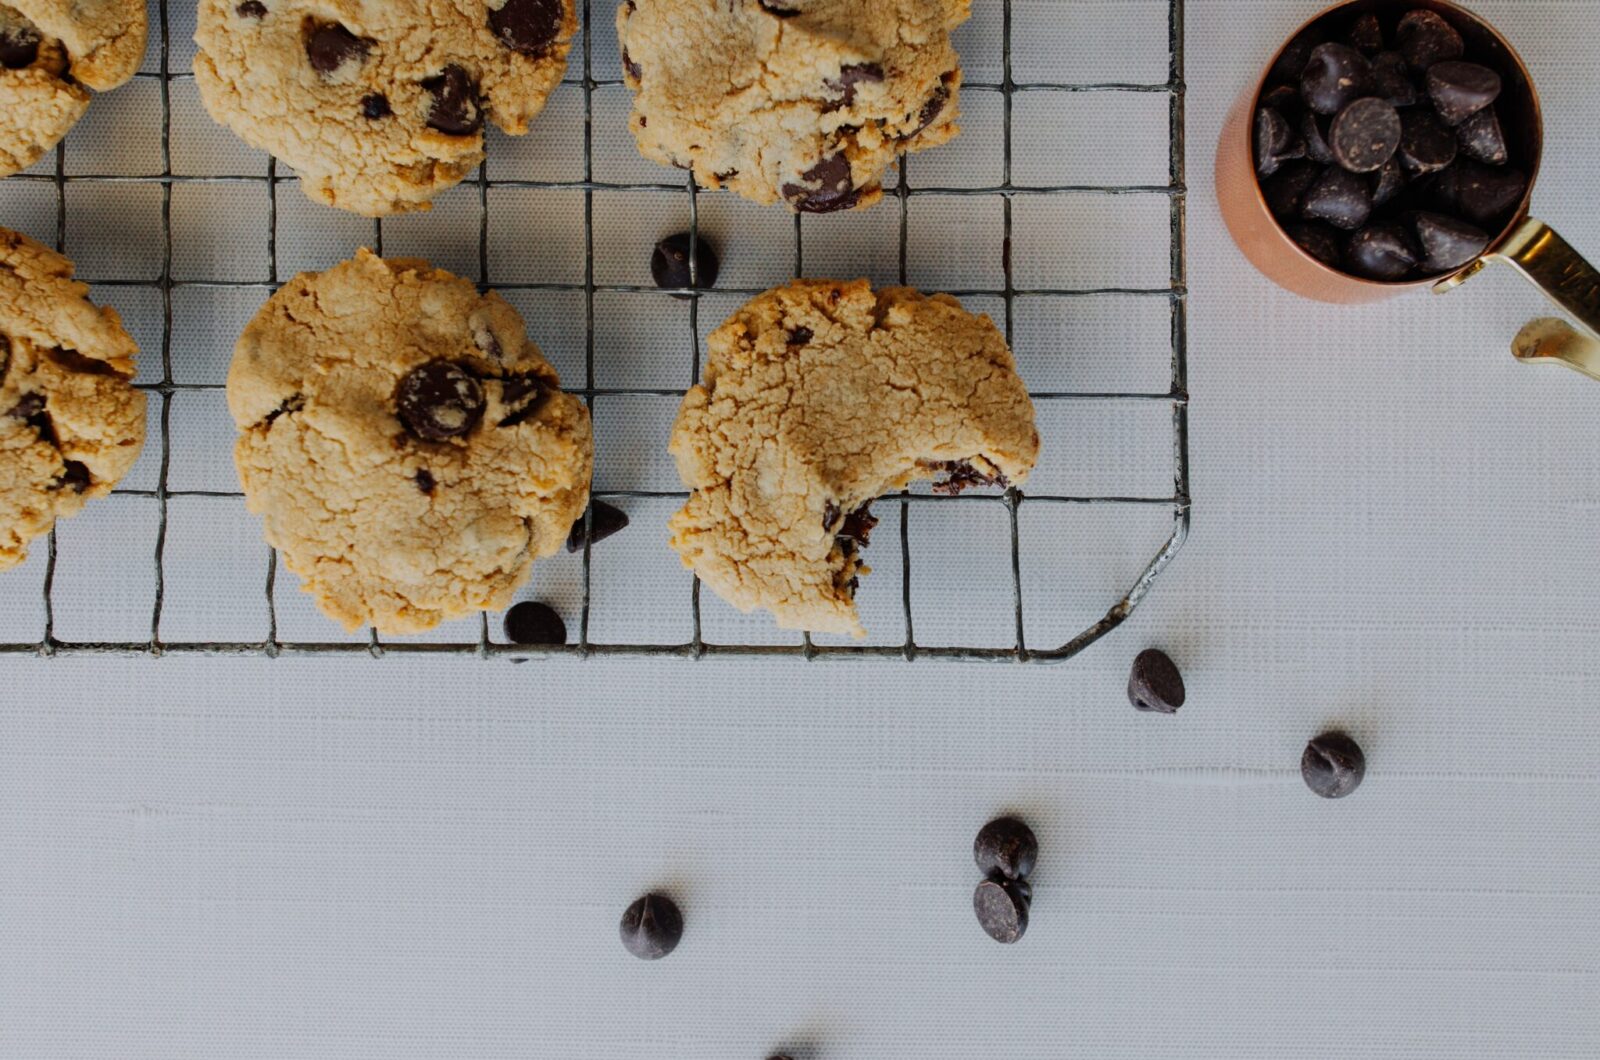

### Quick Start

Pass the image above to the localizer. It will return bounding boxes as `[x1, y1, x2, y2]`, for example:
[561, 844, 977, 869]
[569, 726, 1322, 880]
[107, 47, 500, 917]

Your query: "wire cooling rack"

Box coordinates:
[0, 0, 1189, 663]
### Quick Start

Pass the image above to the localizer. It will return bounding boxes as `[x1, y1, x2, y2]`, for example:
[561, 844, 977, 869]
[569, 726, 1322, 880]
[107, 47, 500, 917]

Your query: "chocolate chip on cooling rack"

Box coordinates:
[566, 500, 630, 553]
[974, 817, 1038, 881]
[973, 877, 1030, 944]
[620, 893, 684, 960]
[650, 232, 720, 295]
[503, 601, 567, 646]
[1128, 648, 1186, 714]
[1302, 732, 1366, 799]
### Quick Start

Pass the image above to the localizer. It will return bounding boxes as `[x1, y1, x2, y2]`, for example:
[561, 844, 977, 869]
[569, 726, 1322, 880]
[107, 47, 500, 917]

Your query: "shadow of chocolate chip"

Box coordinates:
[488, 0, 563, 56]
[423, 64, 482, 135]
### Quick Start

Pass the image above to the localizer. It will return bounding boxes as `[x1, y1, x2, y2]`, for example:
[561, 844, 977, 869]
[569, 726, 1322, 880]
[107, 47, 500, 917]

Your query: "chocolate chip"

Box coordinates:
[395, 360, 485, 441]
[1330, 97, 1400, 172]
[757, 1, 801, 16]
[1370, 154, 1407, 207]
[1398, 107, 1457, 175]
[1254, 108, 1304, 177]
[1301, 112, 1334, 164]
[1369, 51, 1420, 108]
[503, 601, 566, 646]
[0, 24, 41, 69]
[782, 153, 862, 213]
[1430, 161, 1526, 225]
[566, 499, 630, 552]
[1414, 211, 1488, 272]
[488, 0, 563, 56]
[8, 392, 55, 443]
[650, 232, 720, 295]
[1260, 84, 1302, 118]
[236, 1, 267, 17]
[973, 878, 1029, 944]
[55, 460, 91, 494]
[1456, 106, 1508, 165]
[1127, 648, 1186, 714]
[622, 48, 641, 80]
[1270, 29, 1323, 85]
[974, 817, 1038, 880]
[825, 62, 884, 109]
[1302, 166, 1371, 230]
[1262, 161, 1319, 219]
[1427, 61, 1501, 125]
[1397, 9, 1463, 70]
[823, 501, 841, 531]
[787, 326, 814, 346]
[1345, 224, 1420, 280]
[909, 76, 954, 137]
[305, 22, 368, 74]
[360, 93, 391, 119]
[620, 894, 683, 960]
[1302, 732, 1366, 799]
[1285, 222, 1344, 268]
[414, 468, 436, 495]
[1347, 12, 1382, 54]
[495, 373, 548, 427]
[423, 65, 482, 136]
[931, 460, 1006, 495]
[1300, 43, 1372, 115]
[838, 503, 877, 546]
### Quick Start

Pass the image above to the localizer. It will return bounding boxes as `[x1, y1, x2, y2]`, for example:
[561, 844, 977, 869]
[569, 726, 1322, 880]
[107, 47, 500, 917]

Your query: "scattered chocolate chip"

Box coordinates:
[360, 93, 391, 119]
[305, 22, 368, 74]
[395, 361, 485, 441]
[1254, 108, 1304, 177]
[236, 1, 267, 17]
[566, 500, 630, 552]
[1398, 107, 1457, 175]
[495, 373, 548, 428]
[7, 392, 43, 420]
[1271, 29, 1323, 85]
[1302, 166, 1371, 230]
[622, 47, 641, 80]
[931, 460, 1005, 495]
[261, 392, 304, 429]
[973, 878, 1029, 944]
[54, 460, 91, 494]
[1431, 161, 1526, 225]
[1427, 60, 1501, 125]
[503, 601, 566, 646]
[782, 153, 862, 213]
[1329, 97, 1401, 172]
[1301, 43, 1372, 115]
[1456, 106, 1508, 165]
[650, 232, 720, 295]
[1263, 161, 1320, 219]
[838, 503, 877, 546]
[1285, 222, 1344, 268]
[1302, 732, 1366, 799]
[787, 326, 814, 346]
[1414, 211, 1488, 272]
[423, 65, 482, 135]
[974, 817, 1038, 880]
[757, 0, 801, 16]
[1369, 51, 1419, 108]
[1127, 648, 1186, 714]
[620, 894, 683, 960]
[414, 468, 436, 495]
[1260, 84, 1302, 118]
[1345, 224, 1420, 280]
[1348, 12, 1383, 54]
[825, 62, 884, 109]
[488, 0, 563, 56]
[1301, 112, 1334, 164]
[1397, 9, 1464, 70]
[0, 24, 40, 68]
[1370, 154, 1407, 207]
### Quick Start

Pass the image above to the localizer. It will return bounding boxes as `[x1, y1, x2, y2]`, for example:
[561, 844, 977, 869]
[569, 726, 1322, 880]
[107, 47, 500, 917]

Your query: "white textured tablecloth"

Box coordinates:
[4, 1, 1600, 1058]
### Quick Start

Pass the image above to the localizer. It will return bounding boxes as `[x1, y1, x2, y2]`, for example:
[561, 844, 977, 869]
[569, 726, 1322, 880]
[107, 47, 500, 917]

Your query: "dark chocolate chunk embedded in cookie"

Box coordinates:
[782, 153, 864, 213]
[825, 62, 885, 109]
[423, 65, 483, 135]
[488, 0, 564, 56]
[235, 1, 267, 17]
[306, 22, 368, 74]
[0, 21, 41, 68]
[396, 360, 486, 441]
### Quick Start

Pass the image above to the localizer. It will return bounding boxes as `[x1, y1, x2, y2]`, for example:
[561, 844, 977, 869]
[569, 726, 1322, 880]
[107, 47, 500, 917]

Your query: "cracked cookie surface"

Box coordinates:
[669, 279, 1039, 638]
[0, 226, 145, 571]
[194, 0, 576, 216]
[228, 250, 593, 634]
[617, 0, 968, 212]
[0, 1, 147, 177]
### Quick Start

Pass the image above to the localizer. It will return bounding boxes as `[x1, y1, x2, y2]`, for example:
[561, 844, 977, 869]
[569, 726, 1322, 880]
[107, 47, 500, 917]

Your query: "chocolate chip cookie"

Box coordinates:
[669, 279, 1039, 637]
[0, 1, 147, 177]
[228, 250, 592, 634]
[0, 227, 145, 571]
[618, 0, 967, 212]
[194, 1, 576, 216]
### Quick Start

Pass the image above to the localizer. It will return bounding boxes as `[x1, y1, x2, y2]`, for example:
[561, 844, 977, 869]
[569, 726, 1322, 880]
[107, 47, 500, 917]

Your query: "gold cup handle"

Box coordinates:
[1436, 218, 1600, 382]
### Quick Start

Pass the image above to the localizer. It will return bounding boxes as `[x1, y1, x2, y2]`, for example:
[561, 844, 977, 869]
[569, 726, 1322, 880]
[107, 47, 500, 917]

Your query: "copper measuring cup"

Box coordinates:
[1217, 0, 1600, 382]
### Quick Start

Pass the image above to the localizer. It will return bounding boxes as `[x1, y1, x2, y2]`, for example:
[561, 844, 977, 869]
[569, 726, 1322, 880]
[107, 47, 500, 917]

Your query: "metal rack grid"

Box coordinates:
[2, 0, 1189, 663]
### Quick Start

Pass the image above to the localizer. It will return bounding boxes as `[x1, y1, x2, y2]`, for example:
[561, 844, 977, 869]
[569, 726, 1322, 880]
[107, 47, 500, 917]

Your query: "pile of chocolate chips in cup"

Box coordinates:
[1254, 8, 1527, 281]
